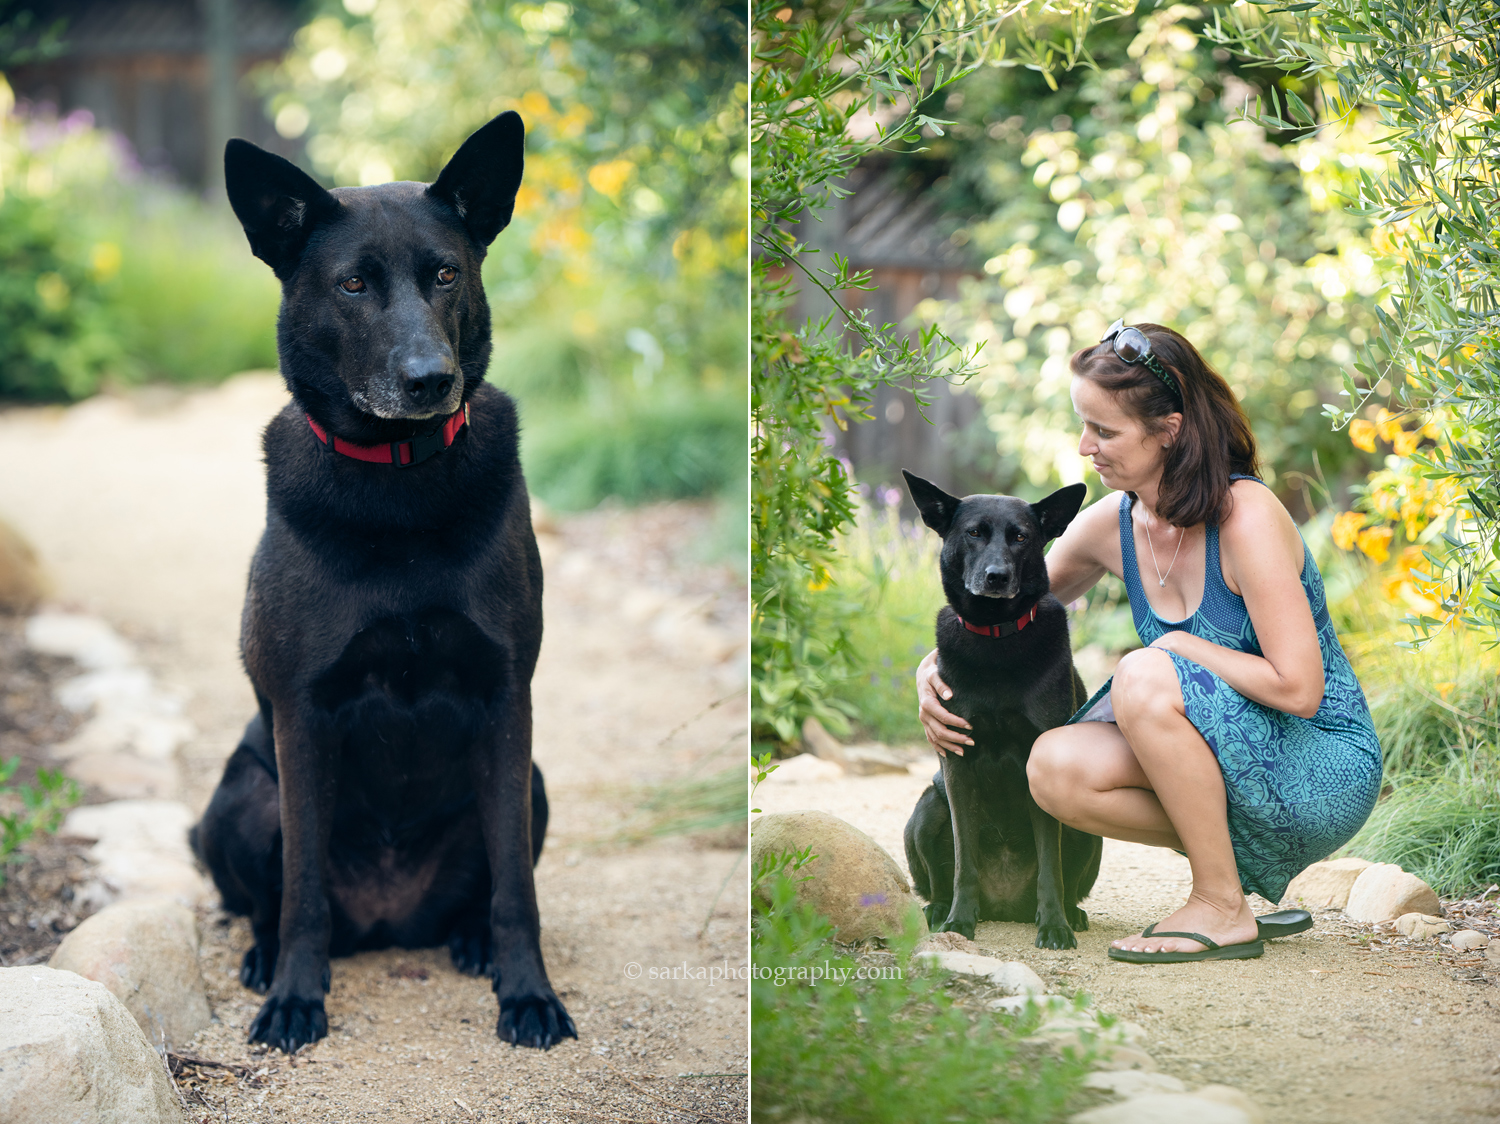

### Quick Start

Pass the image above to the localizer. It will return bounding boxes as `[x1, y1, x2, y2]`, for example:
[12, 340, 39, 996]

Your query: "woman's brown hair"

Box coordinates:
[1069, 324, 1259, 527]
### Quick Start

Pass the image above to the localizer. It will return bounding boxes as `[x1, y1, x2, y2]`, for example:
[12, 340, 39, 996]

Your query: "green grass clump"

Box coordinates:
[751, 851, 1093, 1122]
[1346, 768, 1500, 896]
[523, 392, 744, 511]
[1334, 582, 1500, 895]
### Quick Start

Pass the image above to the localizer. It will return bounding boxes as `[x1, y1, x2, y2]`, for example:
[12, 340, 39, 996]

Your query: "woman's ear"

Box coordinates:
[1162, 412, 1183, 447]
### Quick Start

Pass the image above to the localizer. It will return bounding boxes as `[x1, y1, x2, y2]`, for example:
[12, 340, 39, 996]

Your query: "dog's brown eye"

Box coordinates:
[967, 528, 982, 538]
[340, 277, 365, 294]
[437, 266, 457, 285]
[1015, 533, 1027, 543]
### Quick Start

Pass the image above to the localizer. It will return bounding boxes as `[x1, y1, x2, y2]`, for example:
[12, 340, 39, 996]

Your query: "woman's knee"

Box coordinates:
[1111, 648, 1182, 728]
[1027, 731, 1082, 816]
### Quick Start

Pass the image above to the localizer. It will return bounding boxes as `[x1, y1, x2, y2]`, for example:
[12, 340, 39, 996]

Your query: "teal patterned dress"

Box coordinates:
[1068, 479, 1382, 902]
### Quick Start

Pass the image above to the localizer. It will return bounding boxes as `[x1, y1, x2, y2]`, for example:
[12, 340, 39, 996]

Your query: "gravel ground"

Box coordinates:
[755, 765, 1500, 1123]
[0, 375, 749, 1123]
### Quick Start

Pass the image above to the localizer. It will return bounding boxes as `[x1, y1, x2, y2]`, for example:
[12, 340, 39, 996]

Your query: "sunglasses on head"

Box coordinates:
[1101, 319, 1182, 402]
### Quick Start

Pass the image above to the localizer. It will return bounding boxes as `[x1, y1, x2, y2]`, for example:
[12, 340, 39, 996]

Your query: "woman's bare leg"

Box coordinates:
[1029, 648, 1258, 955]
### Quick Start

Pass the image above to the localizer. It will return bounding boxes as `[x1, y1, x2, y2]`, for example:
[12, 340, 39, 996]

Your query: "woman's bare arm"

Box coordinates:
[1147, 482, 1324, 718]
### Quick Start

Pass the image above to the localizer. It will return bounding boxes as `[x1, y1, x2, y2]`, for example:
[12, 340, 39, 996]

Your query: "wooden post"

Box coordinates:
[200, 0, 236, 198]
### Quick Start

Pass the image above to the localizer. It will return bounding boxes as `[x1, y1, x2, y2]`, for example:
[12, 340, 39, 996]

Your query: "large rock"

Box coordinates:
[0, 519, 46, 612]
[0, 966, 185, 1123]
[1344, 863, 1441, 922]
[49, 899, 211, 1047]
[1281, 857, 1374, 910]
[751, 810, 917, 940]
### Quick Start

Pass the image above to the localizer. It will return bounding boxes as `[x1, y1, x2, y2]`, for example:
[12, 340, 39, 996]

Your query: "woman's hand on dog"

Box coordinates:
[916, 649, 973, 756]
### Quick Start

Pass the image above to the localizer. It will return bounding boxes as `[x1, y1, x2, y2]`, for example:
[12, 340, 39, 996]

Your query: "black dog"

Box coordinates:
[901, 472, 1102, 949]
[189, 112, 575, 1053]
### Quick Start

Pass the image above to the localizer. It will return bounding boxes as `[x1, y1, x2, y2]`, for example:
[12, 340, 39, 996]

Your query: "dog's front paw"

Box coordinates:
[1034, 921, 1078, 950]
[934, 917, 977, 940]
[497, 993, 577, 1050]
[923, 902, 951, 929]
[1068, 905, 1089, 932]
[248, 992, 328, 1053]
[240, 942, 277, 992]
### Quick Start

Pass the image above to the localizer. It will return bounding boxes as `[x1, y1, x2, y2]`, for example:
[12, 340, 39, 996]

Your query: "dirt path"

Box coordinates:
[0, 374, 749, 1123]
[755, 762, 1500, 1123]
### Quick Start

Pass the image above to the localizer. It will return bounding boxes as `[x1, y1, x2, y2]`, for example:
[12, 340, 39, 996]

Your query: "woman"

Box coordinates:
[916, 321, 1382, 962]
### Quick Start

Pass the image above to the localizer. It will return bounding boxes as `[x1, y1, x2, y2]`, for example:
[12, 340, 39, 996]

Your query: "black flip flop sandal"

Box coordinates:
[1107, 923, 1265, 964]
[1255, 909, 1313, 940]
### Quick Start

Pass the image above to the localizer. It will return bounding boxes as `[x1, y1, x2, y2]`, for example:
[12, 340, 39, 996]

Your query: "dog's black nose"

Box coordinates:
[399, 367, 455, 409]
[984, 565, 1011, 587]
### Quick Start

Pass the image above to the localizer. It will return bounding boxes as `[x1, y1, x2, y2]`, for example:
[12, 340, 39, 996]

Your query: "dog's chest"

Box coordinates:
[311, 607, 504, 714]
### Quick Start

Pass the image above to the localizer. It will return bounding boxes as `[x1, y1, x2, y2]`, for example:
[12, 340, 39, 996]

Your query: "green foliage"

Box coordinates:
[0, 85, 279, 399]
[1332, 575, 1500, 894]
[928, 8, 1391, 501]
[524, 394, 743, 511]
[0, 757, 81, 888]
[1206, 0, 1500, 644]
[751, 850, 1094, 1122]
[1348, 772, 1500, 898]
[751, 0, 1110, 750]
[820, 503, 942, 744]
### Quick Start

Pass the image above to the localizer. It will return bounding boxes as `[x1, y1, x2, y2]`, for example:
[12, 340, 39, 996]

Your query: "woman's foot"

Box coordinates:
[1111, 891, 1258, 955]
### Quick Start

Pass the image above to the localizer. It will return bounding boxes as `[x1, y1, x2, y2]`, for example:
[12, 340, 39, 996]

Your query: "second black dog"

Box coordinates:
[901, 472, 1102, 949]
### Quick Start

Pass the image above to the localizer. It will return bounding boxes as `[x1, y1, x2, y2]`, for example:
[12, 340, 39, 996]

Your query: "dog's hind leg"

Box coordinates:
[529, 761, 548, 867]
[904, 779, 954, 930]
[1028, 797, 1077, 949]
[1062, 826, 1102, 932]
[192, 714, 284, 991]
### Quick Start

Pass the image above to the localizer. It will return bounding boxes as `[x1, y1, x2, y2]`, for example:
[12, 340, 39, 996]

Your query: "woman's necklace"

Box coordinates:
[1143, 513, 1185, 588]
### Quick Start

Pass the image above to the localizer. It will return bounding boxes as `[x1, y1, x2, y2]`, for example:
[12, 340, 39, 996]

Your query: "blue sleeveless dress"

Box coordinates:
[1067, 479, 1383, 902]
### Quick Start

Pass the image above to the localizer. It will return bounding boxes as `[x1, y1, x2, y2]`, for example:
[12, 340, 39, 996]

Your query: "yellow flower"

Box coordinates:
[1392, 428, 1420, 456]
[1435, 681, 1456, 700]
[1356, 525, 1393, 563]
[1331, 510, 1366, 551]
[1375, 407, 1403, 445]
[587, 159, 634, 202]
[1349, 419, 1377, 452]
[1397, 544, 1425, 577]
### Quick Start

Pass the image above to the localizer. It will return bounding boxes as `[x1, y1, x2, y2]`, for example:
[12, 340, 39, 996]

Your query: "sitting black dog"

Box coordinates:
[901, 471, 1102, 949]
[189, 112, 574, 1053]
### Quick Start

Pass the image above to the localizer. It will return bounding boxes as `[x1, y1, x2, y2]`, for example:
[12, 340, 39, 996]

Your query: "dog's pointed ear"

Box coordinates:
[224, 139, 341, 280]
[903, 470, 962, 537]
[427, 111, 525, 248]
[1032, 483, 1088, 541]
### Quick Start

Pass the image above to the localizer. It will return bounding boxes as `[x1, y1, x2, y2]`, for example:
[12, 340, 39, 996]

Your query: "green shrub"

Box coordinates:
[106, 197, 279, 383]
[0, 757, 81, 887]
[1347, 768, 1500, 897]
[751, 850, 1093, 1123]
[523, 393, 744, 511]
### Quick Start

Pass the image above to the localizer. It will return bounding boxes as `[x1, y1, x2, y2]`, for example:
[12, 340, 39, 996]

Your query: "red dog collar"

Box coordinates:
[306, 403, 469, 467]
[958, 603, 1038, 638]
